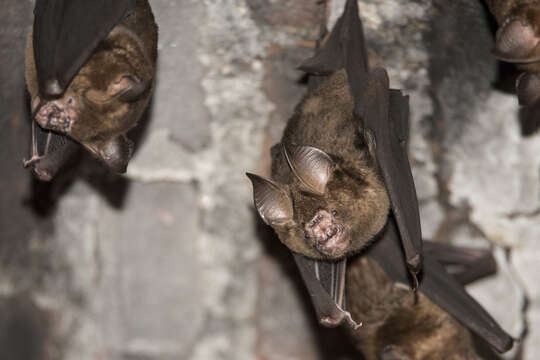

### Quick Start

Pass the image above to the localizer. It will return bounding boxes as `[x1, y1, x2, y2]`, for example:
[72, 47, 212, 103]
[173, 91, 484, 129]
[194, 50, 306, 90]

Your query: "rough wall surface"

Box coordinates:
[0, 0, 537, 359]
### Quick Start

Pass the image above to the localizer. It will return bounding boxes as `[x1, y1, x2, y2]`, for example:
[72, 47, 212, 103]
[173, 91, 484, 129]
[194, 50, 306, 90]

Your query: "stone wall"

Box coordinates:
[0, 0, 537, 359]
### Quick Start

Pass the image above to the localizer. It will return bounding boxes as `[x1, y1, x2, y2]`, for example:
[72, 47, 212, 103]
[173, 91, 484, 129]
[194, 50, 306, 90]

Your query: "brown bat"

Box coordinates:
[24, 0, 157, 180]
[486, 0, 540, 105]
[248, 0, 513, 358]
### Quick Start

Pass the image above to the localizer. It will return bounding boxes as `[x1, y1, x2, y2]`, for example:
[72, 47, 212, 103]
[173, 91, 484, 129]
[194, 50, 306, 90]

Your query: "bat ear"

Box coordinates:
[86, 135, 133, 173]
[246, 173, 294, 226]
[282, 144, 334, 196]
[516, 72, 540, 105]
[111, 74, 151, 103]
[494, 18, 540, 62]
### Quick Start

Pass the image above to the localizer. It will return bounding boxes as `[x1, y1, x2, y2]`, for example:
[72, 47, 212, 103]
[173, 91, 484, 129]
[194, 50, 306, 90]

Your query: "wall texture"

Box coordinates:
[0, 0, 537, 359]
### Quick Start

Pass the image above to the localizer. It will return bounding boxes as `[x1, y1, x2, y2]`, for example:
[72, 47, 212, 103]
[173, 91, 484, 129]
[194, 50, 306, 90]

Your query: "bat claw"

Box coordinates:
[22, 155, 43, 168]
[409, 269, 419, 292]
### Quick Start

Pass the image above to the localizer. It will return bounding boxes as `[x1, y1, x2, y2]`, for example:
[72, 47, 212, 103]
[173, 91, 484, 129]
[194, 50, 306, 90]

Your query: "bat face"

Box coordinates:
[30, 54, 147, 172]
[25, 0, 157, 178]
[248, 72, 390, 261]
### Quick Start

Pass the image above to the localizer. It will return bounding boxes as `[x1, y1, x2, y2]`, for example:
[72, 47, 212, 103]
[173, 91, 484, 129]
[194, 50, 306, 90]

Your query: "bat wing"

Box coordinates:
[423, 241, 498, 286]
[293, 254, 361, 329]
[25, 120, 78, 181]
[299, 0, 423, 282]
[33, 0, 136, 98]
[362, 67, 423, 283]
[368, 217, 514, 354]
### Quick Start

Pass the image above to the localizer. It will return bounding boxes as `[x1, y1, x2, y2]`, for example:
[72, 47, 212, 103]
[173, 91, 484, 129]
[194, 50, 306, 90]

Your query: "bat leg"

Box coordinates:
[24, 117, 79, 181]
[379, 345, 413, 360]
[23, 121, 47, 167]
[423, 241, 497, 286]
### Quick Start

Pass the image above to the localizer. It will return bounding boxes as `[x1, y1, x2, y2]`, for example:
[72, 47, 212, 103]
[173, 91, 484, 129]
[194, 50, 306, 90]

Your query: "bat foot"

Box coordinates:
[23, 155, 43, 168]
[23, 156, 54, 181]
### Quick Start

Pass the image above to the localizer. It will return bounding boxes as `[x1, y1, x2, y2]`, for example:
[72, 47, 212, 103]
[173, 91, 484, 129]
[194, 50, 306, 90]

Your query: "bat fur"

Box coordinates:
[248, 0, 513, 357]
[25, 0, 157, 176]
[486, 0, 540, 105]
[267, 69, 390, 260]
[346, 256, 479, 360]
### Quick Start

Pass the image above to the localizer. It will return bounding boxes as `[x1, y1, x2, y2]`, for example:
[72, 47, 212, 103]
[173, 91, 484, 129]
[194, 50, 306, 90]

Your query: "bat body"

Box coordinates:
[259, 68, 390, 261]
[248, 0, 513, 357]
[486, 0, 540, 105]
[345, 219, 505, 360]
[346, 258, 477, 360]
[25, 0, 157, 179]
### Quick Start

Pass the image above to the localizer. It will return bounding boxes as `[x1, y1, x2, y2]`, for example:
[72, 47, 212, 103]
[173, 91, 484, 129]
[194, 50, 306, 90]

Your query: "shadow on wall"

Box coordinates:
[0, 294, 53, 360]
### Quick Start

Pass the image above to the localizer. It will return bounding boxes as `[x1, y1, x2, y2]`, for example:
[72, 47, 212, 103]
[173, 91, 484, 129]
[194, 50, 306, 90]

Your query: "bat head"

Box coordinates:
[247, 144, 389, 260]
[32, 53, 150, 173]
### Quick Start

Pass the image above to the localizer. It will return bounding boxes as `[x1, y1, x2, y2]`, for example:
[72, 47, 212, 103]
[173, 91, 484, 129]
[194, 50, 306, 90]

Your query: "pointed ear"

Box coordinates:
[494, 19, 540, 63]
[86, 135, 133, 173]
[282, 144, 334, 196]
[110, 74, 151, 103]
[246, 173, 294, 226]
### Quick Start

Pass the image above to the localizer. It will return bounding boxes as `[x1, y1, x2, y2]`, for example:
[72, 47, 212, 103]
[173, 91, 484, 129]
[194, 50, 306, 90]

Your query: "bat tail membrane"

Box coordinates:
[33, 0, 136, 98]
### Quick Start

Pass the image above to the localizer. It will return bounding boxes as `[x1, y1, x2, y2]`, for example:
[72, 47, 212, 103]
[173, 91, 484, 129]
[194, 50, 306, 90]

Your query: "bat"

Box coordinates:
[247, 0, 513, 357]
[24, 0, 158, 180]
[486, 0, 540, 106]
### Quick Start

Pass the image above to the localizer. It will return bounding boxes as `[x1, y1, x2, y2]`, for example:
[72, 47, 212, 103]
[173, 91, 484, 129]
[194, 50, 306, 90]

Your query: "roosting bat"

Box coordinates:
[486, 0, 540, 105]
[24, 0, 158, 180]
[247, 0, 513, 358]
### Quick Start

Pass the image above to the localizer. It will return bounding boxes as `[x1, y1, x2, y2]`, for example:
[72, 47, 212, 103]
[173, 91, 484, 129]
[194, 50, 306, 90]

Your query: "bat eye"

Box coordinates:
[67, 97, 73, 105]
[331, 210, 337, 216]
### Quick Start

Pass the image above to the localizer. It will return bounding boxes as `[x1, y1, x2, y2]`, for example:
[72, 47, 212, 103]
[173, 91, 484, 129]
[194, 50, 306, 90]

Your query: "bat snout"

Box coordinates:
[304, 210, 349, 258]
[35, 102, 73, 133]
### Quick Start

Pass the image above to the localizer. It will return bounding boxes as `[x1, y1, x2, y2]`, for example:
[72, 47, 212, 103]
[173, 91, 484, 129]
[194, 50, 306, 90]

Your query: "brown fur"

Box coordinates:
[257, 70, 482, 358]
[346, 256, 479, 360]
[25, 0, 157, 170]
[268, 70, 390, 260]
